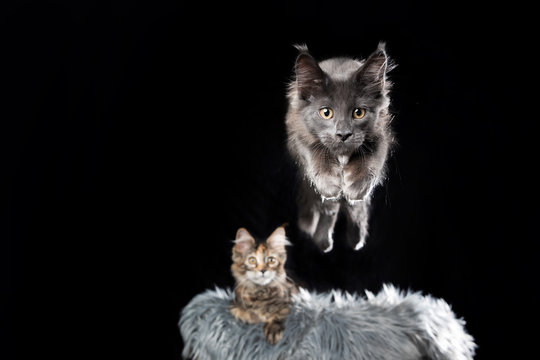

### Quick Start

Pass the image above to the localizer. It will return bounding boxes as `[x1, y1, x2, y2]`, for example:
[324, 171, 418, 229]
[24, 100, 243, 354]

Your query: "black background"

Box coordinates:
[3, 1, 537, 359]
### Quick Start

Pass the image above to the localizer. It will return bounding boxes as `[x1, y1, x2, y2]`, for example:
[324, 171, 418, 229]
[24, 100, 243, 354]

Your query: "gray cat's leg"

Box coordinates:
[343, 201, 370, 250]
[312, 199, 340, 252]
[297, 179, 320, 237]
[297, 180, 340, 252]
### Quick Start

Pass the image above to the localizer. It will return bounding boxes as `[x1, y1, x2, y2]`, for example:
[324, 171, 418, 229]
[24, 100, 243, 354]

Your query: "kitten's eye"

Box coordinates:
[247, 256, 257, 265]
[266, 256, 276, 265]
[319, 107, 334, 119]
[353, 108, 366, 119]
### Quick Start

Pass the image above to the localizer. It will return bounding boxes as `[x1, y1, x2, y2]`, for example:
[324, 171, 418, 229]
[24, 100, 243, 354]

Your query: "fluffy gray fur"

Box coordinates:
[285, 43, 396, 252]
[179, 285, 476, 360]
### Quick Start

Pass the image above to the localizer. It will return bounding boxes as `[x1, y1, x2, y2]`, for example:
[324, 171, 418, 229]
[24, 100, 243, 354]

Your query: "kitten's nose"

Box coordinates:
[260, 270, 266, 274]
[337, 132, 352, 142]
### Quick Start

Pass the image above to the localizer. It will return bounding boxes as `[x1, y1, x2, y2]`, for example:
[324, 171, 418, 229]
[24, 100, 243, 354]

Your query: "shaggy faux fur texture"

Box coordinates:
[179, 285, 476, 360]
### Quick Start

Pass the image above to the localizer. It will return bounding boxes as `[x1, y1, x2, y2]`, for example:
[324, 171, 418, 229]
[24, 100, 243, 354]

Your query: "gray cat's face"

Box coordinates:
[293, 47, 391, 156]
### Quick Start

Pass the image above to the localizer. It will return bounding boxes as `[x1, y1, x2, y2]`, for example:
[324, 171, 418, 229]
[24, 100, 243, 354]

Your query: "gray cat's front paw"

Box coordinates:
[346, 228, 366, 251]
[309, 179, 342, 202]
[320, 192, 342, 202]
[313, 229, 334, 253]
[345, 197, 365, 206]
[353, 238, 365, 251]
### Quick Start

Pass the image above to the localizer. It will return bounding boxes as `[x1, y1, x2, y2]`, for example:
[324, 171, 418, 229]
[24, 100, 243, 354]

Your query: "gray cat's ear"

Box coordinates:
[234, 228, 255, 254]
[355, 42, 394, 89]
[294, 45, 326, 100]
[266, 226, 292, 249]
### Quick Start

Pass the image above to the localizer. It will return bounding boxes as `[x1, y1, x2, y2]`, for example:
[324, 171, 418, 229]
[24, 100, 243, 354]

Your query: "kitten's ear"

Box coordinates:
[233, 228, 255, 254]
[294, 44, 326, 101]
[355, 42, 394, 90]
[266, 226, 291, 250]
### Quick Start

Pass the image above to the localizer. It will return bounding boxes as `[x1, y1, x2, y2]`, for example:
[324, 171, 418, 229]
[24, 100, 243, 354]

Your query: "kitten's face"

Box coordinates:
[238, 243, 282, 285]
[291, 45, 392, 156]
[231, 227, 289, 286]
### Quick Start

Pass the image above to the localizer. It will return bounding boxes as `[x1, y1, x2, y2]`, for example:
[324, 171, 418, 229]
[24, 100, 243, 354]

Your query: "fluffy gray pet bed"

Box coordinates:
[179, 285, 476, 360]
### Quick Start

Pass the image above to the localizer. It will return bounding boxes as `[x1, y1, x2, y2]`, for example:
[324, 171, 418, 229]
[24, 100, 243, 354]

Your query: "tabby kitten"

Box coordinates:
[286, 43, 395, 252]
[230, 226, 297, 345]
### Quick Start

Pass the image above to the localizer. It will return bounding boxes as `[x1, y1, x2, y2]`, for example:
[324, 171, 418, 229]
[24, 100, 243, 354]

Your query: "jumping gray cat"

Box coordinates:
[285, 43, 395, 252]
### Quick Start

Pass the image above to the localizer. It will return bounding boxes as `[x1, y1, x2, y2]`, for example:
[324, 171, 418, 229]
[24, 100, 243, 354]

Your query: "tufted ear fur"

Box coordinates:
[355, 42, 395, 91]
[266, 226, 291, 251]
[233, 228, 255, 255]
[294, 44, 327, 101]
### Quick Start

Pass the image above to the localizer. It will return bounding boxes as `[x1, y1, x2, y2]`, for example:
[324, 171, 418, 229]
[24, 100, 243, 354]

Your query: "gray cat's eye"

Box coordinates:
[353, 108, 366, 119]
[319, 107, 334, 119]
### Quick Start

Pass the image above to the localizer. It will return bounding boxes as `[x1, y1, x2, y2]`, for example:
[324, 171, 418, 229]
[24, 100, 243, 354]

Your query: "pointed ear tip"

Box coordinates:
[294, 44, 316, 66]
[369, 42, 388, 60]
[235, 227, 251, 239]
[275, 225, 287, 234]
[268, 226, 292, 246]
[295, 53, 315, 67]
[293, 43, 309, 53]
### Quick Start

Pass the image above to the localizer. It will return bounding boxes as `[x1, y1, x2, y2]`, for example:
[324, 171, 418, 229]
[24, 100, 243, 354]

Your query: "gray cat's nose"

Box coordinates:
[337, 132, 352, 142]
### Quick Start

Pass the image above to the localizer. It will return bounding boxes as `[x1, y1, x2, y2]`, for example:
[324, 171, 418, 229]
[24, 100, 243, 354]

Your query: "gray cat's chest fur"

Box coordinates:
[290, 131, 386, 204]
[292, 140, 362, 203]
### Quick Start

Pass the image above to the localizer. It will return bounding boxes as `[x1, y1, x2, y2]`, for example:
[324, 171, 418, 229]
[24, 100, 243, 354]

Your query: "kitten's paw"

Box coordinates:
[230, 305, 259, 323]
[229, 306, 242, 319]
[264, 321, 284, 345]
